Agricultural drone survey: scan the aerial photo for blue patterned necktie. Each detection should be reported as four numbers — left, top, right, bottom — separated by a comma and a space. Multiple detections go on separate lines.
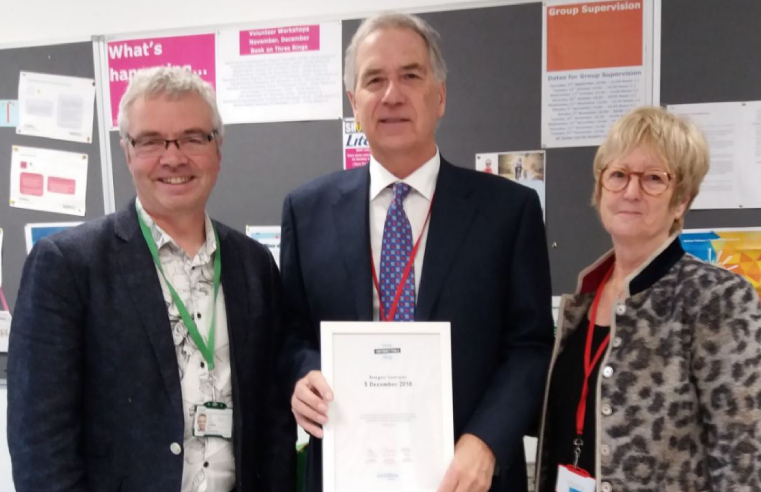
378, 182, 416, 321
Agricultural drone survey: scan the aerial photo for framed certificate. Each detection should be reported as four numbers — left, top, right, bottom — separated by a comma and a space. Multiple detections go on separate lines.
321, 322, 454, 491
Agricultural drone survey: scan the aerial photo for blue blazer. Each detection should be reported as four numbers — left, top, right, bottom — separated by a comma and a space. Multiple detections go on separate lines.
8, 201, 295, 492
279, 159, 554, 491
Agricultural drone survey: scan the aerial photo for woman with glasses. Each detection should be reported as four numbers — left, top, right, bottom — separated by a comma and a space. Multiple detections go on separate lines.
535, 106, 761, 492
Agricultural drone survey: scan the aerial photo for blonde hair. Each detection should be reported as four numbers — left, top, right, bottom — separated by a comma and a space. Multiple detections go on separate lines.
592, 106, 709, 234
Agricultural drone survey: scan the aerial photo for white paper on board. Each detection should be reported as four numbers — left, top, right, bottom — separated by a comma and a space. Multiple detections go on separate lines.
9, 146, 88, 217
245, 226, 281, 268
0, 311, 10, 352
17, 72, 96, 143
216, 22, 343, 124
669, 101, 761, 210
541, 0, 652, 148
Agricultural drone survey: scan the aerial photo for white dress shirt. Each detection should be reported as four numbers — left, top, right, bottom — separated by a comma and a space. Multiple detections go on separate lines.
369, 151, 440, 321
136, 199, 235, 492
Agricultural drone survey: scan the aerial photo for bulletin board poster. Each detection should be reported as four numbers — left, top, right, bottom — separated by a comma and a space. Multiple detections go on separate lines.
542, 0, 651, 148
105, 33, 216, 128
475, 151, 546, 217
680, 228, 761, 298
343, 118, 370, 170
216, 21, 343, 124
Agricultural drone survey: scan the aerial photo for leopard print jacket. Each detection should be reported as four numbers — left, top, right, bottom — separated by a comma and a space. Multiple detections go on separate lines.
536, 237, 761, 492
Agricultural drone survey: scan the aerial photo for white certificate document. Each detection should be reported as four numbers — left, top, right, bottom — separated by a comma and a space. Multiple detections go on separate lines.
321, 322, 454, 492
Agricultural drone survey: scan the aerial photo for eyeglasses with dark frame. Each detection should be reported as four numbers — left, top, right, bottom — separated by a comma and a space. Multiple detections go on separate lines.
600, 166, 673, 196
127, 131, 219, 158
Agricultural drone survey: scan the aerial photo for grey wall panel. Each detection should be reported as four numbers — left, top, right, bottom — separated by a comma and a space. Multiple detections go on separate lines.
0, 42, 104, 313
104, 0, 761, 299
111, 120, 343, 229
661, 0, 761, 251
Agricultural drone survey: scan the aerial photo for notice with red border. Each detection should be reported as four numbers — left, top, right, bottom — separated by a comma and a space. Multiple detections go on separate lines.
542, 0, 651, 147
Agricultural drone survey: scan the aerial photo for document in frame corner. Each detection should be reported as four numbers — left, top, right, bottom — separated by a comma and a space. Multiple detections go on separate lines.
321, 321, 454, 492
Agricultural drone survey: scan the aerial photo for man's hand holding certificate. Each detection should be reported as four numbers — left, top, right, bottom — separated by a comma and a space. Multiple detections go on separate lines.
306, 322, 454, 492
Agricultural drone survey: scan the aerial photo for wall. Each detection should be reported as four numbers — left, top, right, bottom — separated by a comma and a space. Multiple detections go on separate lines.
0, 0, 530, 47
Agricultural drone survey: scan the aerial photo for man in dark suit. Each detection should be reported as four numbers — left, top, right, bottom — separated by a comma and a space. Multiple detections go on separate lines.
7, 67, 295, 492
280, 12, 553, 492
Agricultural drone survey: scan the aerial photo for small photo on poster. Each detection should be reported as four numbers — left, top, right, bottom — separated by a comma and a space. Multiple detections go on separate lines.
476, 151, 546, 217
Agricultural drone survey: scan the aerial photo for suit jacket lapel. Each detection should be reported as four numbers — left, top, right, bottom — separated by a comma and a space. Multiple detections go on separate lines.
215, 224, 247, 463
216, 225, 249, 373
416, 159, 478, 320
332, 168, 373, 321
114, 201, 183, 414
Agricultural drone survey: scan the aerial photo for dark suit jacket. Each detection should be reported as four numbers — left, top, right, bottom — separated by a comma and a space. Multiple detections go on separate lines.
279, 158, 554, 491
7, 200, 295, 492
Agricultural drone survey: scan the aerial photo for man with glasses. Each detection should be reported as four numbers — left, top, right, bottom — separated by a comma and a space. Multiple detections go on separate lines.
8, 67, 295, 492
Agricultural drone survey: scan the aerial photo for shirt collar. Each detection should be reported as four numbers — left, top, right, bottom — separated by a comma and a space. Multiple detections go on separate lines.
135, 197, 217, 263
369, 149, 440, 201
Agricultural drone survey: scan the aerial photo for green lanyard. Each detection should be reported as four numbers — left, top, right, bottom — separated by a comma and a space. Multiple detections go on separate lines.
137, 207, 221, 371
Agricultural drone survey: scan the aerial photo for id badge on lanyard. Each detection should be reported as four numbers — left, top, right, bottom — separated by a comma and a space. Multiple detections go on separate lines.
193, 401, 233, 439
555, 464, 596, 492
556, 266, 613, 492
137, 205, 233, 439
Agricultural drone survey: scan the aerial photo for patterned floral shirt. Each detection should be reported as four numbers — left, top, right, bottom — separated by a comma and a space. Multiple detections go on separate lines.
136, 199, 234, 492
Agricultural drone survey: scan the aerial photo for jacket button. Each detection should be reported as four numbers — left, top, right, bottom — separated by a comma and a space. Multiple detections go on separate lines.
603, 366, 614, 378
615, 304, 626, 315
601, 404, 612, 416
612, 336, 622, 348
600, 444, 610, 456
170, 442, 182, 455
602, 481, 613, 492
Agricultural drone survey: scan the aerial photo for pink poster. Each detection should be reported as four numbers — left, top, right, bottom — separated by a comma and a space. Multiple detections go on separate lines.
345, 148, 370, 170
239, 25, 320, 56
342, 118, 370, 170
48, 177, 77, 195
107, 33, 216, 127
20, 173, 44, 196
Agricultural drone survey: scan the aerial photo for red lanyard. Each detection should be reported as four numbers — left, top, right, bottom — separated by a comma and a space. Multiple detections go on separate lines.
575, 266, 613, 437
371, 195, 434, 322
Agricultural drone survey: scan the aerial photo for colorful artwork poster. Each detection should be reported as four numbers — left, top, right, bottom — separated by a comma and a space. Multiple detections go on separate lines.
106, 33, 216, 128
343, 118, 370, 170
680, 228, 761, 297
542, 0, 649, 147
475, 151, 546, 218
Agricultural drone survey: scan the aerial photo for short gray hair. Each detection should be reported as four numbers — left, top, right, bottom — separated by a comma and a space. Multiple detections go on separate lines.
117, 66, 224, 138
344, 12, 447, 91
